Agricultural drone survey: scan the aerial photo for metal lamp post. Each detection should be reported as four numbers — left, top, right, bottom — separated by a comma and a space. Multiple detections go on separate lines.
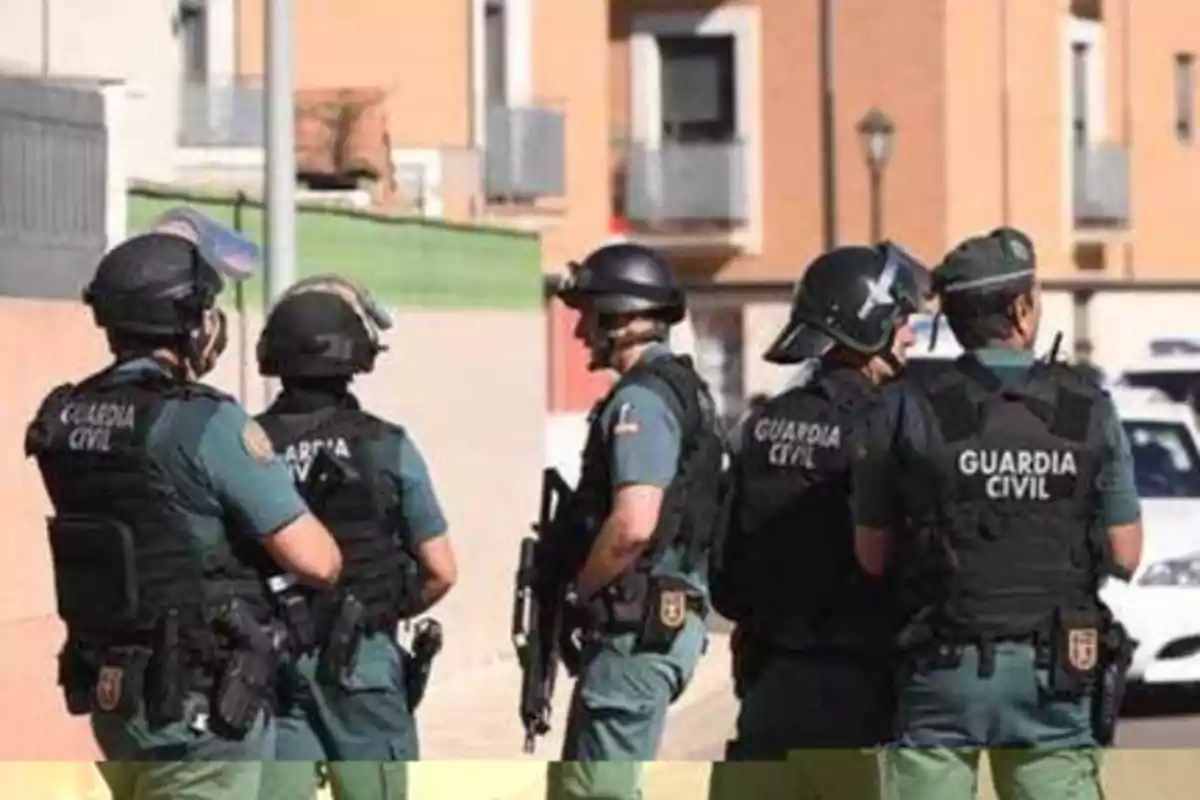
856, 108, 895, 244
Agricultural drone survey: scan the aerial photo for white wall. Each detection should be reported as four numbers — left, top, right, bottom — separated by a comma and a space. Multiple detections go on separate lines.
0, 0, 181, 183
1088, 291, 1200, 372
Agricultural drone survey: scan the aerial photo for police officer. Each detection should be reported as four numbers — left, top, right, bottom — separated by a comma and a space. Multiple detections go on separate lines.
24, 220, 343, 800
546, 243, 725, 800
708, 244, 926, 800
852, 228, 1144, 799
254, 276, 458, 800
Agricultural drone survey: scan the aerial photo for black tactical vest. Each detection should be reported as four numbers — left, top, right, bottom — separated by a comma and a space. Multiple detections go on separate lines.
25, 365, 275, 678
905, 356, 1106, 639
571, 354, 725, 596
257, 393, 415, 633
717, 368, 895, 655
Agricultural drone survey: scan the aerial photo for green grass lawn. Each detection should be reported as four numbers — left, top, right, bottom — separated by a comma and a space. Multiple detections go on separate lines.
127, 192, 542, 311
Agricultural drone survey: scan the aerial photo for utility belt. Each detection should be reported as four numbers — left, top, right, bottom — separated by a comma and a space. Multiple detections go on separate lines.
899, 605, 1133, 704
269, 576, 374, 688
59, 598, 283, 739
579, 573, 705, 653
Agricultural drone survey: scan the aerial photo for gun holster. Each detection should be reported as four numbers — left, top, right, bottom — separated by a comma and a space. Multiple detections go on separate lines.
404, 619, 443, 712
317, 592, 365, 687
214, 650, 272, 737
1092, 620, 1135, 746
213, 602, 279, 738
279, 590, 317, 654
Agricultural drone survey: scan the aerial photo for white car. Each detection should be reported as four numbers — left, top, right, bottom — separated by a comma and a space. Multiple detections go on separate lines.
1114, 336, 1200, 413
1099, 389, 1200, 687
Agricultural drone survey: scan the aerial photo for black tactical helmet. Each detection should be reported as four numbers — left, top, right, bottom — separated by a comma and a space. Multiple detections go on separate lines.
764, 242, 929, 364
557, 243, 686, 324
257, 275, 391, 378
82, 233, 222, 336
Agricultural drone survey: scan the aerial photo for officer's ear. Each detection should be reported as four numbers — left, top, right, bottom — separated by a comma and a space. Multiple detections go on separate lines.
1009, 285, 1039, 340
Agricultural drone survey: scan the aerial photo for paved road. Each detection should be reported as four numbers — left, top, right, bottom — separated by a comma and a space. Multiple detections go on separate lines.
1113, 684, 1200, 747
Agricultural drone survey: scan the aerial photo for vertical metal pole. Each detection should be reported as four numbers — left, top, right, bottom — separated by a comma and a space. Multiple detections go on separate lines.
40, 0, 51, 76
818, 0, 838, 250
233, 191, 248, 404
868, 166, 883, 244
1121, 0, 1135, 279
264, 0, 296, 405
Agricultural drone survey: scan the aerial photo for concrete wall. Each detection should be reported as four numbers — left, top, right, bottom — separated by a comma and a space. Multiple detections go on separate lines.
0, 299, 543, 758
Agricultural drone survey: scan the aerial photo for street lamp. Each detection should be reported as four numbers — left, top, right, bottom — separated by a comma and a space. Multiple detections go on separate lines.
857, 108, 895, 244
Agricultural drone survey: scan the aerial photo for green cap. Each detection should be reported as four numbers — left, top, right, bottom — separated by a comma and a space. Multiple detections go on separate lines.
933, 227, 1036, 295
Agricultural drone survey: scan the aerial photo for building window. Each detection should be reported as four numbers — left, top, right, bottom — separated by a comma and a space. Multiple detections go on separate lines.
1070, 41, 1090, 150
484, 0, 507, 107
657, 34, 737, 144
1176, 53, 1195, 143
178, 0, 207, 84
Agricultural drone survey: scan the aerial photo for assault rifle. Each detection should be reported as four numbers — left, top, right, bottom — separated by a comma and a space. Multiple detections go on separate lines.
512, 467, 574, 754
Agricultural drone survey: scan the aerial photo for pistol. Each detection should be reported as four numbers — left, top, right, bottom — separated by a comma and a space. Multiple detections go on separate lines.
317, 593, 365, 686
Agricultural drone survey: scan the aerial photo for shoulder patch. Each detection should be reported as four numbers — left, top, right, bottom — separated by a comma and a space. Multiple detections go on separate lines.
612, 401, 641, 435
241, 419, 276, 462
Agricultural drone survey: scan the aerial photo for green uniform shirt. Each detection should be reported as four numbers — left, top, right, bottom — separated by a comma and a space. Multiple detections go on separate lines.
853, 348, 1141, 530
125, 358, 308, 544
594, 343, 707, 592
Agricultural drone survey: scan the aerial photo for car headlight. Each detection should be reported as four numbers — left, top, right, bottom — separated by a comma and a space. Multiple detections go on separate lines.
1139, 556, 1200, 587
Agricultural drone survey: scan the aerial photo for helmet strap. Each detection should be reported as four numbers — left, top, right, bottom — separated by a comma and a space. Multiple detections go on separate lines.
183, 309, 227, 379
586, 314, 667, 370
877, 326, 905, 375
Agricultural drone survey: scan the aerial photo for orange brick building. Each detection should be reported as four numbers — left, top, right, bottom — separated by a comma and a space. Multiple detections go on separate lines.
224, 0, 1200, 421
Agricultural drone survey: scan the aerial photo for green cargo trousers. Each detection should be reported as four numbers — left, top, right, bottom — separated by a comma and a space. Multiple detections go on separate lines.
708, 750, 884, 800
93, 708, 274, 800
259, 636, 414, 800
709, 650, 891, 799
546, 612, 708, 800
886, 642, 1104, 800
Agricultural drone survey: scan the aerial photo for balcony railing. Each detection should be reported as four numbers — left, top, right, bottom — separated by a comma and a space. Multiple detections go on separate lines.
622, 140, 747, 225
1073, 143, 1129, 228
179, 80, 265, 148
484, 104, 565, 198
